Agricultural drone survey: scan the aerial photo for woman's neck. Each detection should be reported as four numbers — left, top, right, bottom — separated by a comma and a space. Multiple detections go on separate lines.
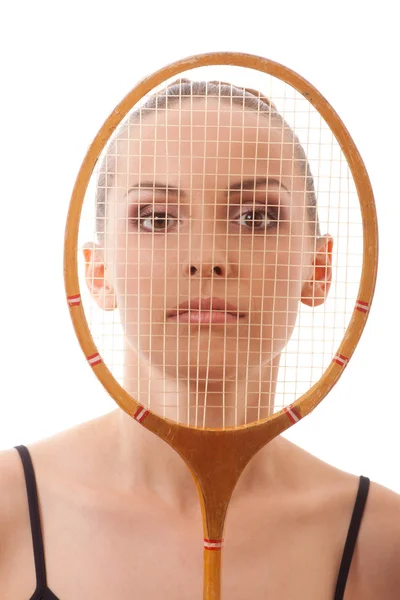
123, 347, 281, 428
98, 408, 290, 512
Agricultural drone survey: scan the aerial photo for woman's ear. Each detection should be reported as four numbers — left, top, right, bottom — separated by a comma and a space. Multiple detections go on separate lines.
82, 243, 117, 310
301, 235, 333, 307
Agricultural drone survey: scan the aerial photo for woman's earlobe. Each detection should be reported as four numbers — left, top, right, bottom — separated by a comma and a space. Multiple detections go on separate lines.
82, 245, 117, 310
301, 235, 333, 307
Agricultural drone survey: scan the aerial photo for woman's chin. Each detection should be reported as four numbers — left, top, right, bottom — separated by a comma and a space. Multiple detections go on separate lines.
180, 362, 243, 384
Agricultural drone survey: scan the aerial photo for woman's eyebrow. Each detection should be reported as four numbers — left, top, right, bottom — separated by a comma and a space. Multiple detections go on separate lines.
126, 181, 186, 198
229, 177, 289, 192
126, 177, 288, 198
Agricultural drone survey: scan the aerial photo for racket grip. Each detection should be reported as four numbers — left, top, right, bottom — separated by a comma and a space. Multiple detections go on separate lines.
203, 546, 222, 600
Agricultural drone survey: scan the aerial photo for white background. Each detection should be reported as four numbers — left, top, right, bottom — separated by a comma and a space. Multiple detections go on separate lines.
1, 0, 399, 491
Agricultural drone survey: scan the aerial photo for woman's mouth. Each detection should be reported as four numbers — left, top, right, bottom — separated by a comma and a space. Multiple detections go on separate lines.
169, 310, 243, 324
168, 297, 246, 324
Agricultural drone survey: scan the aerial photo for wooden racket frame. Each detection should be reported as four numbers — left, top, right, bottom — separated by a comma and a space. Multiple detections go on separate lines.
64, 52, 378, 599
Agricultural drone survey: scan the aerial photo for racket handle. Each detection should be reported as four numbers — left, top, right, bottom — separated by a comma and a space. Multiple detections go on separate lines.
203, 547, 222, 600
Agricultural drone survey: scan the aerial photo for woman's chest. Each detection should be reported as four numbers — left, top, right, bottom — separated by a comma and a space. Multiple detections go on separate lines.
12, 493, 350, 599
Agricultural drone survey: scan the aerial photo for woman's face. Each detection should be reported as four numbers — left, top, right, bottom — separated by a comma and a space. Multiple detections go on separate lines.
100, 98, 327, 384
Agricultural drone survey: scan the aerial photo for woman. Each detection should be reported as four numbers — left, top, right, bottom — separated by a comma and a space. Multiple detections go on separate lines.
1, 80, 399, 599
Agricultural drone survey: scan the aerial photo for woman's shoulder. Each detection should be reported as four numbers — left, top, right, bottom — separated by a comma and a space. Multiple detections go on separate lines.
0, 411, 113, 515
352, 477, 400, 597
283, 438, 400, 532
0, 445, 41, 592
0, 446, 26, 533
0, 413, 118, 596
0, 411, 116, 493
283, 439, 400, 598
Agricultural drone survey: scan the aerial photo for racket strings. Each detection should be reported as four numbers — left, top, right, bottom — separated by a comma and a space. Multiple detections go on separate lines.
80, 65, 362, 429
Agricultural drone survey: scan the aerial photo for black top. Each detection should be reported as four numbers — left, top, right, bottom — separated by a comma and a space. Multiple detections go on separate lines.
14, 444, 370, 599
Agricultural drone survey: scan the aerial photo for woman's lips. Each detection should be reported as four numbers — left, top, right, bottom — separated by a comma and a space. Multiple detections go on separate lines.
168, 297, 246, 323
169, 310, 244, 324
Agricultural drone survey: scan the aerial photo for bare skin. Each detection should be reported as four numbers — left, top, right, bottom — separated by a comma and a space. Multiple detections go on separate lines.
1, 408, 400, 599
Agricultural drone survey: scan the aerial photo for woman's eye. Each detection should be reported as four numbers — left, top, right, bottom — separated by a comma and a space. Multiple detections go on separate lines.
135, 206, 278, 232
238, 208, 276, 230
139, 211, 177, 232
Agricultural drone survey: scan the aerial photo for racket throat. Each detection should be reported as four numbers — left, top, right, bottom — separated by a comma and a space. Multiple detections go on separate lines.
170, 429, 275, 600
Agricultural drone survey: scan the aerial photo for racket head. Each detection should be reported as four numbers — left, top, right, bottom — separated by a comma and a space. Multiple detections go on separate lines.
64, 52, 378, 438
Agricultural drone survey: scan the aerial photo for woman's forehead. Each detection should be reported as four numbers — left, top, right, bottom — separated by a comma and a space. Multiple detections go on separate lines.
113, 97, 295, 178
119, 97, 285, 146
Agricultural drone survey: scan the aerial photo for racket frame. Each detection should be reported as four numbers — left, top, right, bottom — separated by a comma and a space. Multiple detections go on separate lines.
64, 52, 378, 599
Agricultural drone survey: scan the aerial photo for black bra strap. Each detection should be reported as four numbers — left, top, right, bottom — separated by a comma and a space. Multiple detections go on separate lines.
334, 475, 370, 599
14, 445, 47, 590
